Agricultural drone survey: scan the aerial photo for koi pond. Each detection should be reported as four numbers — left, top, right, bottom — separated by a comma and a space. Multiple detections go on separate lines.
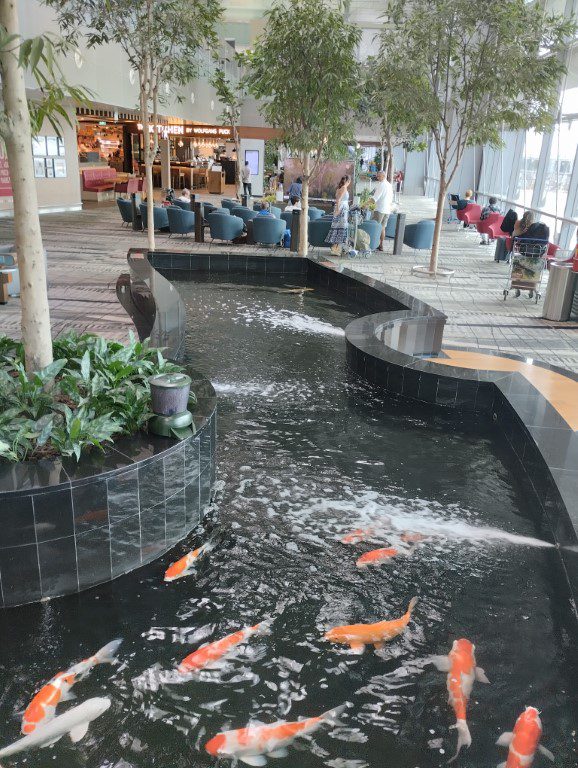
0, 274, 576, 767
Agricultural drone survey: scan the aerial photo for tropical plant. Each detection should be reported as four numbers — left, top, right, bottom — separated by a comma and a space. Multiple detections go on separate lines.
46, 0, 222, 251
0, 10, 91, 373
244, 0, 361, 256
0, 332, 194, 462
380, 0, 574, 275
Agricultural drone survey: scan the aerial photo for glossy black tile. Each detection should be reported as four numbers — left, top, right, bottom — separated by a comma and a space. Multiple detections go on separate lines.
165, 489, 187, 545
0, 495, 36, 548
107, 468, 139, 523
140, 502, 167, 561
76, 526, 112, 590
33, 487, 75, 542
200, 468, 211, 512
138, 458, 166, 512
163, 444, 186, 499
0, 543, 41, 606
110, 513, 142, 579
38, 535, 78, 597
185, 478, 201, 528
72, 478, 109, 533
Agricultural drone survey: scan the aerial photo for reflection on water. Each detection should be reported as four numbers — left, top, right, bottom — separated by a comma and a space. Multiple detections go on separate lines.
0, 275, 575, 768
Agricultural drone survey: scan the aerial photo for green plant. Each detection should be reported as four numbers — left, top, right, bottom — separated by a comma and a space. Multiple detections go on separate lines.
358, 188, 376, 211
0, 331, 194, 463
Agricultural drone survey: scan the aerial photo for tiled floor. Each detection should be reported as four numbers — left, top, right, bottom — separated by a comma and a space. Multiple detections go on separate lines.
1, 192, 578, 372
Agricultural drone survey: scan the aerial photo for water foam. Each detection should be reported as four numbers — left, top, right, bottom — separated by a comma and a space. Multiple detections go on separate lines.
238, 308, 345, 337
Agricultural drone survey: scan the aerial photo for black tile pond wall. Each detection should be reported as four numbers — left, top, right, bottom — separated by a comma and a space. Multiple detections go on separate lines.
123, 247, 578, 620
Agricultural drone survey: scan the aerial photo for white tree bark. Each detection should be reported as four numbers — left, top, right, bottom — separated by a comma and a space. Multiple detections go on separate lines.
298, 151, 310, 257
0, 0, 53, 372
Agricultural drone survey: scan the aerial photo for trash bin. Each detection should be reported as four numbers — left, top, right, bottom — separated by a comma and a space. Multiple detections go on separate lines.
543, 263, 576, 321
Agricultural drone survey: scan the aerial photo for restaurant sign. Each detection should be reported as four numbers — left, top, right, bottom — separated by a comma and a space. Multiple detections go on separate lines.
137, 123, 232, 138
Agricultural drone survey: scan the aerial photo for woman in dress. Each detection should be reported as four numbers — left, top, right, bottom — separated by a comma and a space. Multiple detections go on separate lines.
325, 175, 351, 254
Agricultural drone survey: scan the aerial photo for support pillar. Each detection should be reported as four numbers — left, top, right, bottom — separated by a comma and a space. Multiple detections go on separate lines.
393, 213, 406, 255
160, 138, 171, 191
194, 201, 204, 243
290, 210, 300, 253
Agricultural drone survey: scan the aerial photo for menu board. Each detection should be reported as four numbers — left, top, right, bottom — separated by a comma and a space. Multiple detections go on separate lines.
32, 135, 66, 179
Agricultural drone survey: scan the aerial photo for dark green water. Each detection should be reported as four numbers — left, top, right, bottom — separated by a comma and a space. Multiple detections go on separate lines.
0, 275, 575, 768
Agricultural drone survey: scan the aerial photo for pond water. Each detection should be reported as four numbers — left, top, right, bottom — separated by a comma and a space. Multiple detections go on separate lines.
0, 274, 575, 768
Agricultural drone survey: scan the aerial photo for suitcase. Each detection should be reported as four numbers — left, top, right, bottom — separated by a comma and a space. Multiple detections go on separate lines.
494, 237, 509, 262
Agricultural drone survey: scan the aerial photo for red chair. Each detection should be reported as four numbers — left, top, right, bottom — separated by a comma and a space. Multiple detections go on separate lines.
476, 212, 503, 240
461, 203, 482, 227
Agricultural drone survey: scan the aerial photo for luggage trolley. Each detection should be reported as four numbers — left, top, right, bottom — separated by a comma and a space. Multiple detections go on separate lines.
503, 237, 548, 304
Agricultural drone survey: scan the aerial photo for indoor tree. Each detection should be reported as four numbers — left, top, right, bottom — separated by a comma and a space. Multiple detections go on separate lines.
380, 0, 574, 275
0, 2, 89, 372
211, 64, 246, 201
244, 0, 360, 256
47, 0, 222, 251
358, 56, 431, 182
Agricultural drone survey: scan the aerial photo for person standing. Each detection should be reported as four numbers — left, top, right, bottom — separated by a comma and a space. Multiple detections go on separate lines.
241, 161, 252, 197
394, 170, 404, 203
371, 171, 393, 251
286, 176, 302, 199
325, 175, 351, 255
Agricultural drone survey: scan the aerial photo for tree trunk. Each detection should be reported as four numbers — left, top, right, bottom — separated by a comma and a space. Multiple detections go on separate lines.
380, 142, 385, 171
386, 136, 394, 183
429, 175, 447, 274
0, 0, 53, 372
233, 125, 241, 200
140, 88, 156, 251
298, 152, 310, 257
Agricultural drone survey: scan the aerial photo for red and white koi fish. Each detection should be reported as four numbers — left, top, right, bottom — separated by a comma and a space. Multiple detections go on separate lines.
164, 542, 211, 582
325, 597, 417, 653
429, 638, 490, 763
205, 704, 346, 766
356, 547, 399, 568
496, 707, 554, 768
21, 639, 123, 735
178, 621, 271, 674
341, 528, 374, 544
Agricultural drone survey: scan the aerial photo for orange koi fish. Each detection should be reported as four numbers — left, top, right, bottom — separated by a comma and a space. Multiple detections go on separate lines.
496, 707, 554, 768
164, 542, 211, 582
205, 704, 346, 765
341, 528, 374, 544
21, 639, 122, 735
356, 547, 398, 568
178, 621, 271, 674
429, 638, 490, 763
325, 597, 418, 653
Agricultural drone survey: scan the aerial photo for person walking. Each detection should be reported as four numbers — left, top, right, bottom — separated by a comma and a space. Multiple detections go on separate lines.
371, 171, 393, 251
325, 175, 351, 255
241, 161, 252, 197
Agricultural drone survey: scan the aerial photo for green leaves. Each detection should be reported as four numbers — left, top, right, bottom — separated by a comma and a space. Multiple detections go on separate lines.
0, 331, 192, 463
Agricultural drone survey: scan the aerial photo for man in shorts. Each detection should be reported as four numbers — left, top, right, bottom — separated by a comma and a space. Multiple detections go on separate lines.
371, 171, 393, 251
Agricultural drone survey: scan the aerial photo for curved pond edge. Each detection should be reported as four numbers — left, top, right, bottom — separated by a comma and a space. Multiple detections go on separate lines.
0, 263, 216, 607
121, 246, 578, 621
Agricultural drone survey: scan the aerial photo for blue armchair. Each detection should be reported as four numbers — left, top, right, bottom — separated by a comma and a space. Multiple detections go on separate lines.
231, 206, 257, 226
117, 198, 133, 227
403, 220, 435, 252
308, 219, 332, 253
139, 203, 169, 232
270, 206, 282, 219
308, 207, 323, 221
211, 207, 230, 215
172, 199, 193, 211
253, 216, 286, 246
221, 198, 237, 211
385, 213, 398, 239
281, 211, 293, 229
359, 220, 382, 250
208, 212, 244, 243
167, 206, 195, 237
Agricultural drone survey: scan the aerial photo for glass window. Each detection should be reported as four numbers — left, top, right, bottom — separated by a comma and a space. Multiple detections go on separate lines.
512, 129, 543, 207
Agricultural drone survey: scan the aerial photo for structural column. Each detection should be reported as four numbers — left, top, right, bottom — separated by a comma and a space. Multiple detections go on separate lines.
160, 138, 171, 191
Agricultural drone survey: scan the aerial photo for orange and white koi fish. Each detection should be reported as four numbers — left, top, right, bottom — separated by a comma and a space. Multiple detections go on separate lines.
205, 704, 346, 766
341, 528, 374, 544
429, 638, 490, 763
356, 547, 399, 568
325, 597, 418, 653
496, 707, 554, 768
21, 639, 123, 735
178, 621, 271, 674
164, 542, 211, 582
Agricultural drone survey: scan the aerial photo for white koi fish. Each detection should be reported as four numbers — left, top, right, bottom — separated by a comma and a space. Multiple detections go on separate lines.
1, 698, 111, 757
205, 704, 346, 765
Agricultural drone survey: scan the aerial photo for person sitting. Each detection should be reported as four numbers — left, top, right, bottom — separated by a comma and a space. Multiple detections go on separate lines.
479, 196, 501, 244
513, 211, 534, 240
256, 201, 274, 218
285, 195, 301, 212
177, 188, 191, 203
286, 177, 302, 199
456, 189, 474, 211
